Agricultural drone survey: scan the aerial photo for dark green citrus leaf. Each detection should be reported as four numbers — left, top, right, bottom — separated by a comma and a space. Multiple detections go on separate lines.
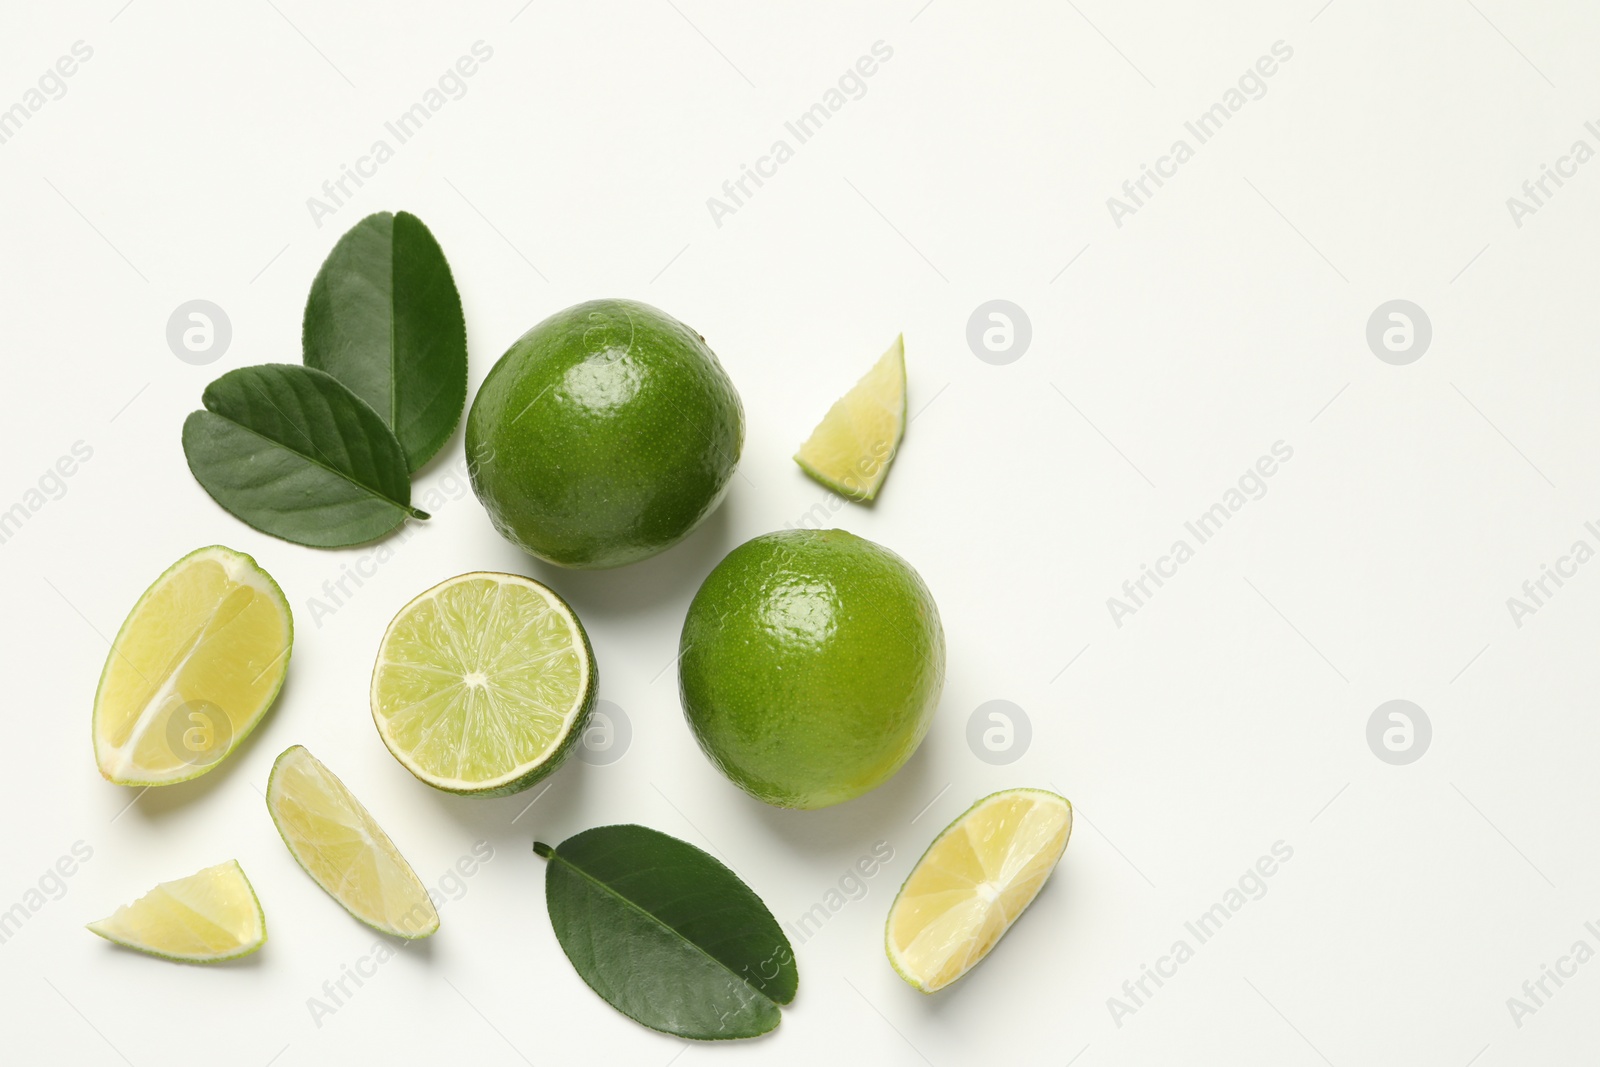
182, 363, 426, 548
303, 211, 468, 472
535, 824, 797, 1040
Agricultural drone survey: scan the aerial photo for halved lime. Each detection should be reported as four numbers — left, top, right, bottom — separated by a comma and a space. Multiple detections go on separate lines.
371, 572, 597, 796
87, 860, 266, 963
886, 788, 1072, 992
266, 745, 438, 938
93, 545, 292, 786
794, 334, 906, 502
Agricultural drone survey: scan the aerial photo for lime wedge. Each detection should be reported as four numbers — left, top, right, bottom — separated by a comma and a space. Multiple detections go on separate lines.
886, 788, 1072, 992
266, 745, 438, 938
370, 572, 596, 796
93, 545, 292, 786
87, 860, 265, 963
794, 334, 906, 501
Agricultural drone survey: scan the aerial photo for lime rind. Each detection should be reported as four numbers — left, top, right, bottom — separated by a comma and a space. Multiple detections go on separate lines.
465, 299, 746, 569
86, 859, 267, 964
92, 545, 293, 787
885, 787, 1072, 993
266, 745, 439, 939
370, 572, 597, 797
794, 334, 907, 502
678, 529, 944, 809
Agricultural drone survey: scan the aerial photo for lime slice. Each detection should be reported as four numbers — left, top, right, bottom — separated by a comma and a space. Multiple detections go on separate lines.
886, 788, 1072, 992
370, 572, 597, 796
794, 334, 906, 502
87, 860, 265, 963
266, 745, 438, 938
93, 545, 292, 786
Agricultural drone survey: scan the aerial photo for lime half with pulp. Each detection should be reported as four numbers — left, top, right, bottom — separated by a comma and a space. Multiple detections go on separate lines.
371, 572, 596, 796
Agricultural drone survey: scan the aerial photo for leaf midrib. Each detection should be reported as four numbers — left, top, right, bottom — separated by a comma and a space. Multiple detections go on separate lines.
386, 219, 400, 436
208, 408, 422, 519
550, 851, 781, 1011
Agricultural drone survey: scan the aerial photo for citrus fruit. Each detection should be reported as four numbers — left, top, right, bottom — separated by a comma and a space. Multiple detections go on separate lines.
266, 745, 438, 938
371, 572, 597, 796
794, 333, 906, 501
886, 788, 1072, 992
678, 529, 944, 809
87, 860, 266, 963
466, 298, 745, 569
93, 545, 292, 786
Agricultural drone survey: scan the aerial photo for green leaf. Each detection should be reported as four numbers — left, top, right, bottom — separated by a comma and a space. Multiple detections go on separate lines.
535, 825, 797, 1041
182, 364, 427, 548
303, 210, 468, 472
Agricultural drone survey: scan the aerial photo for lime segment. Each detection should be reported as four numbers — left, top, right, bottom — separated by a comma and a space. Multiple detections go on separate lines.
266, 745, 438, 939
794, 334, 906, 501
886, 788, 1072, 992
87, 860, 266, 963
371, 572, 596, 795
93, 545, 292, 786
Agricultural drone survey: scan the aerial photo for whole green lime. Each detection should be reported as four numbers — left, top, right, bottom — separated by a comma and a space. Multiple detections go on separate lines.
678, 529, 945, 809
466, 299, 744, 569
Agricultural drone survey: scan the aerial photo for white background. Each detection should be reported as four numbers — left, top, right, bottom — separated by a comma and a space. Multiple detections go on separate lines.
2, 1, 1598, 1063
